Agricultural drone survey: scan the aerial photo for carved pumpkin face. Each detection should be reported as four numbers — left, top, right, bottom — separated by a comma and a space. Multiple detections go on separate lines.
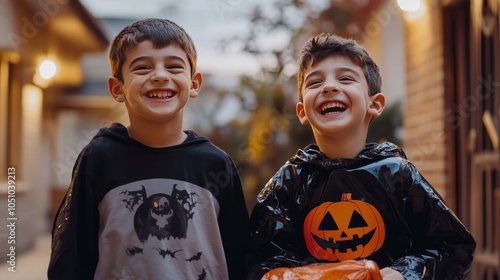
303, 193, 385, 261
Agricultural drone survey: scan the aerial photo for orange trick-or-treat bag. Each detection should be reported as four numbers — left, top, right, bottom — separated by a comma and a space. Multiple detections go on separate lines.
261, 259, 382, 280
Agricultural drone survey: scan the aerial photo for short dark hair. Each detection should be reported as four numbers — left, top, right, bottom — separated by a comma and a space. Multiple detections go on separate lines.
109, 18, 197, 82
297, 33, 381, 102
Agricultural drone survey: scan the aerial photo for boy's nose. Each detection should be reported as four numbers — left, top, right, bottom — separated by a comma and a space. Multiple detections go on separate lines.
151, 68, 170, 83
322, 84, 339, 94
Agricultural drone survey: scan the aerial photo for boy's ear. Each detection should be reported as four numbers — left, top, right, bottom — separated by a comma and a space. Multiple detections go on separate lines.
189, 71, 203, 98
368, 93, 385, 118
296, 102, 309, 125
108, 76, 125, 103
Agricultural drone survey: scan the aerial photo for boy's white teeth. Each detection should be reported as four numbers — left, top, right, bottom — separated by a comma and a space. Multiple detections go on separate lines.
147, 92, 173, 98
321, 102, 346, 114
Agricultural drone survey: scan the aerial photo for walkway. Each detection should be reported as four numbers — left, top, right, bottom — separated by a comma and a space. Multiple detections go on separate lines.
0, 233, 51, 280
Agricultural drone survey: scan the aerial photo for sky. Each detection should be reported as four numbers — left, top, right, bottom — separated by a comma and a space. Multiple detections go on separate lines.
80, 0, 267, 76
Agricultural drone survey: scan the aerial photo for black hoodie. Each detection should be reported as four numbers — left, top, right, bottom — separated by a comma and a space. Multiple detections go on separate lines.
48, 123, 249, 280
247, 142, 475, 280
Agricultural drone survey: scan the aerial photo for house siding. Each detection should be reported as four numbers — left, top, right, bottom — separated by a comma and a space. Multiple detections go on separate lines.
403, 0, 449, 198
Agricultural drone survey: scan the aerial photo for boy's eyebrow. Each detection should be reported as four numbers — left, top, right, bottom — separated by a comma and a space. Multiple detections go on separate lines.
127, 55, 187, 68
337, 67, 362, 78
127, 56, 149, 68
304, 70, 321, 82
304, 66, 362, 81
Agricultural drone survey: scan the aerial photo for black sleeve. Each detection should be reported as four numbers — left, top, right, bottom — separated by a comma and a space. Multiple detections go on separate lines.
391, 162, 476, 279
217, 159, 250, 280
47, 149, 99, 280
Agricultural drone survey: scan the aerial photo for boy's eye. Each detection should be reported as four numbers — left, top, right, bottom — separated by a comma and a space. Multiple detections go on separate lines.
305, 80, 322, 88
133, 65, 151, 71
340, 76, 355, 82
167, 64, 185, 70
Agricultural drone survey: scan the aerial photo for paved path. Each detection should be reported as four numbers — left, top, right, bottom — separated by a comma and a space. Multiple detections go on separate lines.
0, 234, 51, 280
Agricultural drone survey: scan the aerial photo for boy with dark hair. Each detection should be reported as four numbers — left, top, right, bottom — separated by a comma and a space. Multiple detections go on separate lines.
246, 33, 475, 280
48, 18, 249, 280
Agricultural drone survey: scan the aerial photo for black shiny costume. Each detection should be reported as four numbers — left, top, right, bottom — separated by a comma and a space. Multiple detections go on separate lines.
247, 142, 475, 280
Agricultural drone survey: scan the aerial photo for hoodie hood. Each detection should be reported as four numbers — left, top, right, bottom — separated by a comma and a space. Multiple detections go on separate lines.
289, 142, 406, 170
93, 123, 209, 150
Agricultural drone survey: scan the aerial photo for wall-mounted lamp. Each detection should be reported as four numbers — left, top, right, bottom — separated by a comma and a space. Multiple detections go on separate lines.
34, 59, 57, 88
39, 59, 57, 80
397, 0, 422, 12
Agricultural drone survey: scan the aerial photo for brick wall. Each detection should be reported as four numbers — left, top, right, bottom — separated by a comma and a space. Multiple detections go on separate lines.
403, 0, 448, 197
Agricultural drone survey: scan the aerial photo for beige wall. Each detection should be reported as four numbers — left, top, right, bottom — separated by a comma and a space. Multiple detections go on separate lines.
402, 0, 448, 197
362, 0, 407, 106
0, 1, 17, 50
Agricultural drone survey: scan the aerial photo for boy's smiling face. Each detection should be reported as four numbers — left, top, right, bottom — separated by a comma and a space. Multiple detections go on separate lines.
296, 55, 383, 140
108, 40, 202, 125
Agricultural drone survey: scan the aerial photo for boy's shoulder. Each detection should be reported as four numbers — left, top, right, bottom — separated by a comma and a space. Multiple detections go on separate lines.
363, 142, 405, 158
82, 123, 129, 150
185, 130, 235, 161
287, 141, 407, 166
359, 142, 413, 168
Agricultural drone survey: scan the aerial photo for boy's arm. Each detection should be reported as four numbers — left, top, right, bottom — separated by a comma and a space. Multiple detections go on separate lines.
390, 162, 476, 279
246, 165, 303, 280
217, 160, 250, 280
47, 151, 99, 280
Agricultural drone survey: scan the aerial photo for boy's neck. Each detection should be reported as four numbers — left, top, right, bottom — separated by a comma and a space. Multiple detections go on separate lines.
314, 133, 367, 159
126, 121, 187, 148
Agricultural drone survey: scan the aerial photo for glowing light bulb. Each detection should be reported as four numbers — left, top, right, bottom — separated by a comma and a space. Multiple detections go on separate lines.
397, 0, 421, 12
39, 59, 57, 80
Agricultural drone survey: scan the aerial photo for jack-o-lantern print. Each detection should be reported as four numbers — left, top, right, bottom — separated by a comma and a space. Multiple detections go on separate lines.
303, 193, 385, 261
